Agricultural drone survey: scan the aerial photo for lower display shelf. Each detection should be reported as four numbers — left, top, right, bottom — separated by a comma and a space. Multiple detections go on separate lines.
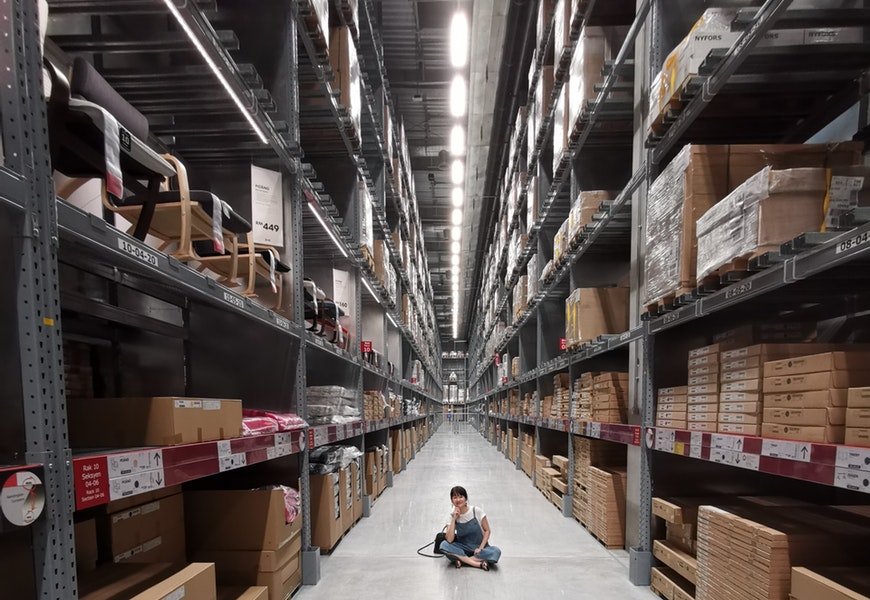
363, 415, 428, 433
489, 413, 642, 446
649, 427, 870, 495
308, 421, 364, 448
72, 430, 307, 510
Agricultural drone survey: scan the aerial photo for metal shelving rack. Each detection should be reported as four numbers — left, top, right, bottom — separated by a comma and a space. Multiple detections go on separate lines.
1, 0, 442, 596
469, 0, 870, 590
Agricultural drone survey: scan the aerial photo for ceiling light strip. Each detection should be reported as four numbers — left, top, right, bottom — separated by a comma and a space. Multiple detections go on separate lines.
307, 202, 349, 259
162, 0, 269, 144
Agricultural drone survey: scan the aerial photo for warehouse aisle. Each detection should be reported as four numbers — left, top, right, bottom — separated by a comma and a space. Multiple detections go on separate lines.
295, 425, 656, 600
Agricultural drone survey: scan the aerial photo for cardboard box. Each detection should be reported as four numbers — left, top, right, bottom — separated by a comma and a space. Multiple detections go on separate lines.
185, 489, 298, 552
653, 540, 697, 584
720, 355, 764, 372
568, 287, 629, 344
79, 563, 176, 600
351, 460, 362, 523
69, 397, 243, 447
130, 563, 216, 600
656, 419, 687, 429
845, 428, 870, 447
846, 408, 870, 428
659, 386, 689, 396
652, 498, 698, 525
686, 403, 717, 413
340, 467, 354, 533
688, 363, 717, 376
104, 485, 183, 515
76, 518, 99, 572
764, 407, 846, 427
764, 371, 870, 393
310, 473, 342, 552
765, 389, 848, 408
719, 412, 760, 424
726, 142, 863, 192
689, 343, 722, 359
761, 422, 845, 443
191, 519, 301, 578
687, 421, 716, 432
657, 402, 688, 413
719, 401, 761, 414
791, 566, 870, 600
766, 352, 870, 376
651, 567, 675, 599
329, 26, 361, 136
687, 393, 717, 404
848, 387, 870, 408
103, 492, 185, 565
718, 422, 762, 435
688, 373, 718, 386
552, 455, 569, 471
687, 412, 717, 423
216, 587, 268, 600
687, 383, 718, 395
720, 368, 760, 383
254, 556, 301, 600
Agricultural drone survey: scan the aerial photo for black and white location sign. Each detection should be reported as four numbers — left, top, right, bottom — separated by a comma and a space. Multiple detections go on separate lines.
251, 165, 283, 247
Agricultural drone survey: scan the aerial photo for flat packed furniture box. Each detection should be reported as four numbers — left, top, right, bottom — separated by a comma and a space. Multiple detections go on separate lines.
130, 563, 216, 600
69, 397, 243, 447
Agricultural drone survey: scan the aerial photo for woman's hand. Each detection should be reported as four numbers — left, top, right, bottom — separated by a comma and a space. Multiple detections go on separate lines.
473, 547, 483, 555
452, 507, 461, 521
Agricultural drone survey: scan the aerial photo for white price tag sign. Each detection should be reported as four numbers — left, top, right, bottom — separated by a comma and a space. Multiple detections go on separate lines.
588, 422, 601, 438
834, 467, 870, 493
836, 447, 870, 472
219, 453, 247, 472
762, 439, 796, 460
711, 434, 744, 451
109, 470, 165, 501
689, 443, 703, 459
217, 440, 232, 458
251, 165, 284, 246
655, 429, 676, 453
107, 450, 163, 478
266, 446, 277, 460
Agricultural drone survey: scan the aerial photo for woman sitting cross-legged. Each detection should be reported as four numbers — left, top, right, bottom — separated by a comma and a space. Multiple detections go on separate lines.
440, 485, 502, 571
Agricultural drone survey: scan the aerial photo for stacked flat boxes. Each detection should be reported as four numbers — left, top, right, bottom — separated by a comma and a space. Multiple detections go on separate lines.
534, 455, 552, 495
548, 455, 569, 508
762, 352, 870, 443
542, 395, 553, 418
847, 387, 870, 447
572, 437, 626, 527
686, 344, 719, 433
523, 391, 535, 417
573, 372, 596, 420
587, 467, 627, 548
553, 373, 570, 417
363, 391, 384, 421
696, 505, 870, 600
520, 433, 535, 477
656, 386, 689, 429
509, 390, 520, 416
592, 372, 629, 423
652, 498, 699, 600
717, 344, 829, 435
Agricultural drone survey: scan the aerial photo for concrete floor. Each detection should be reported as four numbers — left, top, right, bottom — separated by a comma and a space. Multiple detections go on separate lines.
294, 423, 657, 600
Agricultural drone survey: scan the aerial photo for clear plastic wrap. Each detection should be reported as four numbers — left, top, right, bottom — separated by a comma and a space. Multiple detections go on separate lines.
643, 145, 692, 305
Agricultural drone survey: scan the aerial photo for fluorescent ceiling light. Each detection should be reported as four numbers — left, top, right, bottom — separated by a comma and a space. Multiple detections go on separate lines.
450, 125, 465, 156
162, 0, 268, 144
451, 254, 459, 267
308, 202, 349, 258
451, 241, 460, 254
387, 313, 398, 328
451, 227, 461, 241
450, 75, 467, 117
451, 208, 462, 226
450, 12, 469, 68
363, 277, 378, 301
452, 271, 459, 283
451, 160, 464, 185
452, 187, 463, 208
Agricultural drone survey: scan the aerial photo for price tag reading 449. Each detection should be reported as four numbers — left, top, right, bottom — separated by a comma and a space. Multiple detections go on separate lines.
251, 165, 284, 247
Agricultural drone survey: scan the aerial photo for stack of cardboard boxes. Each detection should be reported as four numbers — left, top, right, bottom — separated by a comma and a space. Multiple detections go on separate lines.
565, 287, 629, 349
362, 390, 385, 421
534, 455, 552, 496
592, 372, 629, 424
552, 373, 570, 417
549, 455, 570, 509
186, 488, 303, 600
686, 344, 719, 433
847, 387, 870, 447
520, 432, 535, 478
587, 466, 627, 549
656, 386, 688, 430
572, 437, 626, 528
573, 372, 595, 420
762, 351, 870, 443
651, 497, 698, 600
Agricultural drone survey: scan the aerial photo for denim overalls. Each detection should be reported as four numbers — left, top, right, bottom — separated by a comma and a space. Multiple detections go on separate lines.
440, 507, 502, 564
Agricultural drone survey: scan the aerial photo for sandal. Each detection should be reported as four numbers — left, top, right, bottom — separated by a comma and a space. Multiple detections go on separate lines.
454, 560, 462, 569
480, 561, 489, 571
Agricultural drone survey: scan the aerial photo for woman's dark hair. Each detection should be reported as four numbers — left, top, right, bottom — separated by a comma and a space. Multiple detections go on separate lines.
450, 485, 468, 499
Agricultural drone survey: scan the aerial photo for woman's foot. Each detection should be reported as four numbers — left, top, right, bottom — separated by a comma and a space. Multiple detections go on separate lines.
454, 560, 462, 568
479, 560, 489, 571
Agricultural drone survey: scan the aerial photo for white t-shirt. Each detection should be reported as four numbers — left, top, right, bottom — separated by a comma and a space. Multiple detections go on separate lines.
449, 505, 485, 525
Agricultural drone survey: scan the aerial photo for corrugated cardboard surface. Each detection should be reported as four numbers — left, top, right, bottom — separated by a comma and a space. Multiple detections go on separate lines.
103, 492, 185, 565
130, 563, 216, 600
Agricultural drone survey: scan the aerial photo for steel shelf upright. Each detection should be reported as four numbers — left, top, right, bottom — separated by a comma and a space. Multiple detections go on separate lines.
0, 0, 76, 597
